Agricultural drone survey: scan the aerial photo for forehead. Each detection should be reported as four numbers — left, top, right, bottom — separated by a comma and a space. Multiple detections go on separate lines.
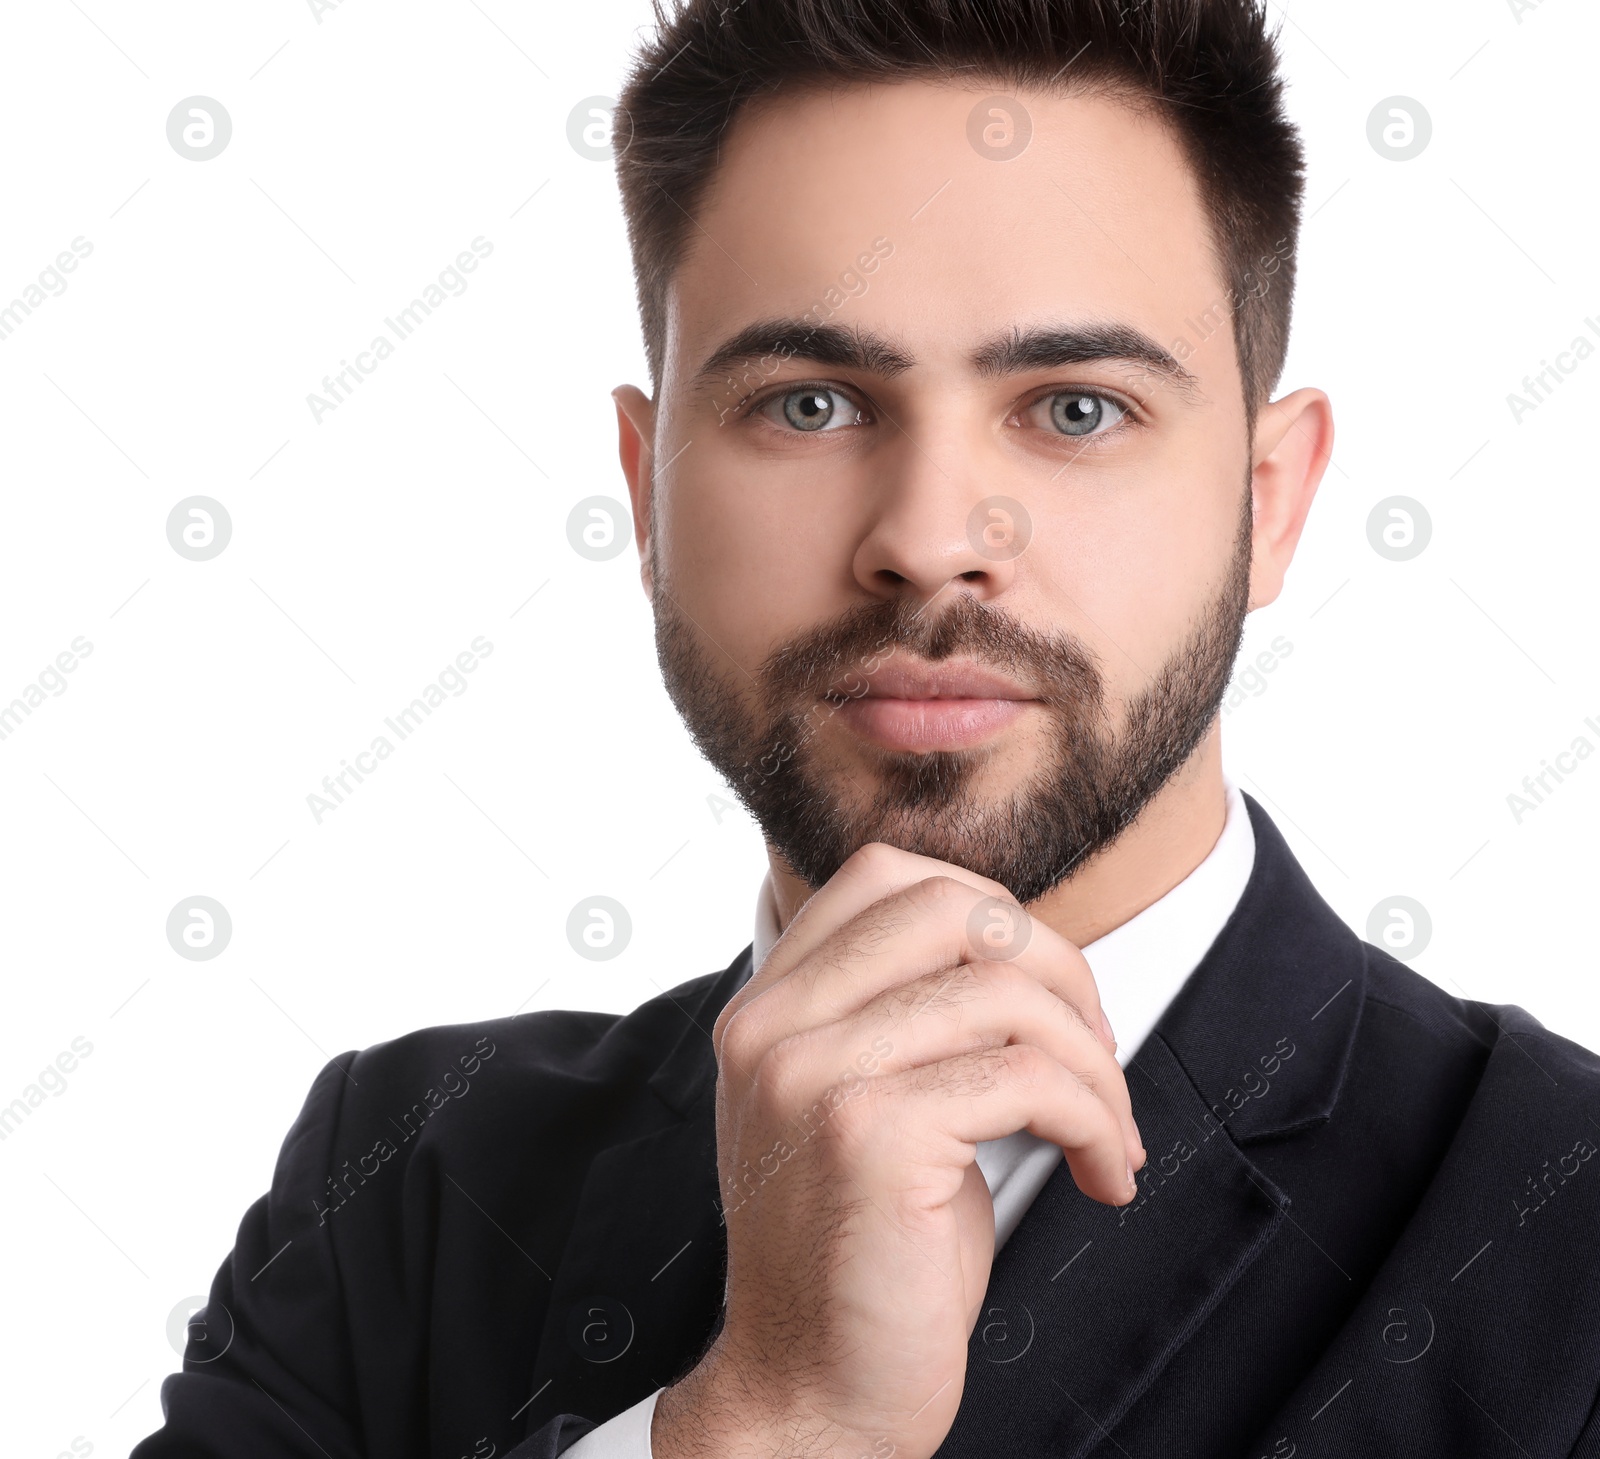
664, 78, 1231, 388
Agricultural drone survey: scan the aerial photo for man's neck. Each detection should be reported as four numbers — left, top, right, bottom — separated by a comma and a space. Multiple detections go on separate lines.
763, 732, 1230, 952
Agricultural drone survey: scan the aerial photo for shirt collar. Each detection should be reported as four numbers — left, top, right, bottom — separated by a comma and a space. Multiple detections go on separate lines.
748, 776, 1255, 1064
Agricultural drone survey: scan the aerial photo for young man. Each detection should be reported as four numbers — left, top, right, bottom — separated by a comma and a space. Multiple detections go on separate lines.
133, 2, 1600, 1457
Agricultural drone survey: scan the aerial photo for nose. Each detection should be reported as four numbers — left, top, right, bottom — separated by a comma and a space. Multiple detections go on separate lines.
850, 435, 1026, 611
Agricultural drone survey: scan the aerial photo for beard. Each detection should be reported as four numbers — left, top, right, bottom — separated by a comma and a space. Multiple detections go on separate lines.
652, 484, 1253, 905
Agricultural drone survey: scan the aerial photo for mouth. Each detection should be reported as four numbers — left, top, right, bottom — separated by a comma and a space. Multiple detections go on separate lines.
821, 658, 1040, 753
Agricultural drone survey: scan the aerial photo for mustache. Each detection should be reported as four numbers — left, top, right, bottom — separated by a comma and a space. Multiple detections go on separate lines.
755, 591, 1106, 713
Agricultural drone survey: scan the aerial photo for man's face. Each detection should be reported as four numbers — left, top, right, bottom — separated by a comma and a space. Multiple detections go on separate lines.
637, 79, 1263, 902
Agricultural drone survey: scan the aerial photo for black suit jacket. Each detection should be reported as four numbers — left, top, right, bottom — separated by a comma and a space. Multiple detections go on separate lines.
132, 793, 1600, 1458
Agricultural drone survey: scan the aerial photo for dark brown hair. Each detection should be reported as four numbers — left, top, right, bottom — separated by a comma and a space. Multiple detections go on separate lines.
614, 0, 1306, 434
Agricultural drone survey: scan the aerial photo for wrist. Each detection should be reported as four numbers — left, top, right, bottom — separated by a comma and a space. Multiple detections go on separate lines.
651, 1342, 864, 1459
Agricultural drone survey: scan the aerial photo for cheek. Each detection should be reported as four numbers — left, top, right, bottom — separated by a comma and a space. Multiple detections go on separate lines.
656, 453, 838, 665
1032, 459, 1240, 687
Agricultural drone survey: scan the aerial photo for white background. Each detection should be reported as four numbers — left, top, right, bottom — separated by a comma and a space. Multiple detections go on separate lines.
1, 0, 1596, 1452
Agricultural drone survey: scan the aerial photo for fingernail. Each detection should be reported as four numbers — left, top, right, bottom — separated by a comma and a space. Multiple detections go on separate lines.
1125, 1161, 1137, 1198
1100, 1009, 1116, 1047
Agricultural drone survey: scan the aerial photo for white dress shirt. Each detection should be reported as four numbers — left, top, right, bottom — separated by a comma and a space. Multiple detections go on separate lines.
567, 776, 1257, 1457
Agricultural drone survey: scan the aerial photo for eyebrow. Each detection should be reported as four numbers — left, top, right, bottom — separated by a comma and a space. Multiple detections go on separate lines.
971, 322, 1204, 402
695, 320, 915, 386
692, 317, 1205, 404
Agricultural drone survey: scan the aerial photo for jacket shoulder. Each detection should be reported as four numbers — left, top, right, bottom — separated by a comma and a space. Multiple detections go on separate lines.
1360, 937, 1600, 1090
344, 964, 730, 1110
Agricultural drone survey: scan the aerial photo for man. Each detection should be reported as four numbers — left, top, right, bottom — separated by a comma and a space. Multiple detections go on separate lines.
132, 1, 1600, 1456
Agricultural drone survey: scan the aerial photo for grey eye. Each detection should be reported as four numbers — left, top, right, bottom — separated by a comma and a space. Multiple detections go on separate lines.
1049, 392, 1124, 437
783, 388, 838, 431
763, 387, 864, 432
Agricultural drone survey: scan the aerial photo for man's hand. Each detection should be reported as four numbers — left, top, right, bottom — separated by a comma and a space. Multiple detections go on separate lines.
652, 842, 1148, 1459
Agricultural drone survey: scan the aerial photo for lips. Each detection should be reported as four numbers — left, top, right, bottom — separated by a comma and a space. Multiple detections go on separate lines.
819, 658, 1040, 752
824, 658, 1037, 702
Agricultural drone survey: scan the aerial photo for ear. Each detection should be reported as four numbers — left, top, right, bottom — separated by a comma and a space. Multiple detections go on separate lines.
611, 384, 657, 599
1247, 387, 1335, 611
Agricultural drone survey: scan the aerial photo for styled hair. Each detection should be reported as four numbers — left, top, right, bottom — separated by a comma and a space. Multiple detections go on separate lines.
614, 0, 1306, 434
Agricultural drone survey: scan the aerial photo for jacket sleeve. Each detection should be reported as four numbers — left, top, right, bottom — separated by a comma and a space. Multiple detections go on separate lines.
130, 1054, 367, 1458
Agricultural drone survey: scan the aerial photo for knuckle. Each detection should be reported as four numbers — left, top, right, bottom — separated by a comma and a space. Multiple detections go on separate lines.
754, 1037, 808, 1108
927, 873, 974, 909
1001, 1042, 1050, 1087
969, 958, 1028, 1003
908, 874, 979, 925
842, 840, 905, 882
717, 1002, 763, 1072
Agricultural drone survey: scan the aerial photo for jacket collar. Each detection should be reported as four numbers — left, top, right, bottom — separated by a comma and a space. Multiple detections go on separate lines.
528, 792, 1368, 1448
937, 791, 1369, 1456
1147, 788, 1366, 1144
646, 941, 754, 1118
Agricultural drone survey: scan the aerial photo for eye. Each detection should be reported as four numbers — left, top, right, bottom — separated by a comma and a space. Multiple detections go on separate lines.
757, 385, 866, 433
1022, 390, 1130, 439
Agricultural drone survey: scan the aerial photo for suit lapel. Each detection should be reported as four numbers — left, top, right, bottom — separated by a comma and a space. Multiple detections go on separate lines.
938, 792, 1369, 1456
936, 1031, 1292, 1456
519, 792, 1370, 1452
517, 948, 748, 1440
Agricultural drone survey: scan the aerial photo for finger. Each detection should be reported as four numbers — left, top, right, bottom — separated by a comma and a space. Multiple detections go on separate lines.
751, 841, 1016, 990
846, 1044, 1138, 1209
764, 959, 1144, 1167
716, 838, 1017, 1063
719, 874, 1115, 1071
